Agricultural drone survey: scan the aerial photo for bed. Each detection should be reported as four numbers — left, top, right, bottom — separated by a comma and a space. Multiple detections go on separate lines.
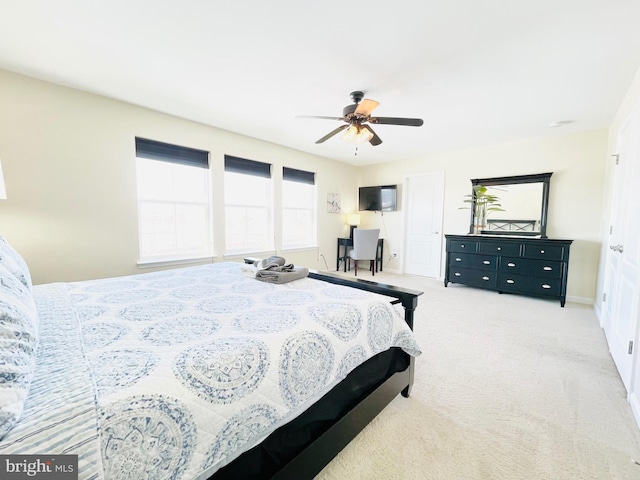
0, 237, 422, 479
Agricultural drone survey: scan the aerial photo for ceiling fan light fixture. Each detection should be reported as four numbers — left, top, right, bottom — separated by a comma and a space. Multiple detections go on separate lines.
342, 124, 358, 142
356, 127, 374, 145
342, 124, 373, 145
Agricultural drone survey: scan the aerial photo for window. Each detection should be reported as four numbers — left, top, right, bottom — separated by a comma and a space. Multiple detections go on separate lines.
224, 155, 273, 253
135, 138, 212, 263
282, 167, 316, 249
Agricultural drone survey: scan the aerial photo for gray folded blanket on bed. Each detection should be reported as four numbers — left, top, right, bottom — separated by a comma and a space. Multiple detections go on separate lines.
254, 256, 286, 270
255, 263, 309, 284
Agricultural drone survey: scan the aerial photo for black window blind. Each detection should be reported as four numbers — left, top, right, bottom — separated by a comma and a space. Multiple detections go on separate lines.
224, 155, 271, 178
135, 137, 209, 169
283, 167, 315, 185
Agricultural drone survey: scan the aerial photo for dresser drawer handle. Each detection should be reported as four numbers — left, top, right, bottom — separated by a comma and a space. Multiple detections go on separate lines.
454, 272, 461, 277
460, 244, 465, 248
506, 279, 515, 284
483, 260, 491, 265
482, 276, 490, 281
497, 247, 502, 251
543, 266, 552, 271
540, 249, 545, 254
507, 262, 516, 267
542, 284, 551, 289
455, 257, 462, 262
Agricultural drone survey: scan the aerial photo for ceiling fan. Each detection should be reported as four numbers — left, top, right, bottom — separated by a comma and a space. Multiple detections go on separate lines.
297, 91, 424, 147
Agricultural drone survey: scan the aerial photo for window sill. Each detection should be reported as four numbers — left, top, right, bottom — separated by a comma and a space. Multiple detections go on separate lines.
137, 256, 214, 269
223, 249, 277, 260
281, 245, 319, 253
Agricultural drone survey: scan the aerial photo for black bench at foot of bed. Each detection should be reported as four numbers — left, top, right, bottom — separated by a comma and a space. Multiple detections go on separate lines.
214, 267, 422, 479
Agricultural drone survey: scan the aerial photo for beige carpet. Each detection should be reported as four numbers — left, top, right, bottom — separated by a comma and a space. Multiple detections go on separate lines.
315, 271, 640, 480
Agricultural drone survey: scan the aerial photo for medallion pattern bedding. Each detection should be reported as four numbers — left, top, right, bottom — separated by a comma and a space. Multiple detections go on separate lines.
0, 239, 421, 479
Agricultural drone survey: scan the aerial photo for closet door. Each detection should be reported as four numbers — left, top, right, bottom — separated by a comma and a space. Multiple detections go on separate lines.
403, 172, 444, 278
602, 100, 640, 405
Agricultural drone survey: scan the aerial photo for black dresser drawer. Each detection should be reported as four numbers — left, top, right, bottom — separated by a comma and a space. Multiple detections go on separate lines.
499, 257, 563, 278
444, 234, 572, 306
498, 273, 561, 296
449, 252, 498, 270
448, 240, 478, 253
478, 241, 521, 256
449, 267, 497, 287
522, 244, 566, 261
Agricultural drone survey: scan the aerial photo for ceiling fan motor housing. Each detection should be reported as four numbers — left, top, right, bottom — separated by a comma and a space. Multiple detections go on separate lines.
343, 103, 358, 117
343, 90, 365, 117
350, 91, 364, 103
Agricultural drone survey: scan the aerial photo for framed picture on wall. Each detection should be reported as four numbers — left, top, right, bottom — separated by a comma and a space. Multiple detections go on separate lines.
327, 193, 341, 213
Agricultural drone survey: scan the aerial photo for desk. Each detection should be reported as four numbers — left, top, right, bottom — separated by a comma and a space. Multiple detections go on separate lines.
336, 237, 384, 273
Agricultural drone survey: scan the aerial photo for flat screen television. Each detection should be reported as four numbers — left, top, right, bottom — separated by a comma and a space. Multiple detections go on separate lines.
358, 185, 397, 212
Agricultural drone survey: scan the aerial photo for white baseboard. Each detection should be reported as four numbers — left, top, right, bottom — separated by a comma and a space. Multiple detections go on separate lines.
630, 391, 640, 433
593, 303, 603, 327
381, 267, 402, 274
566, 295, 594, 305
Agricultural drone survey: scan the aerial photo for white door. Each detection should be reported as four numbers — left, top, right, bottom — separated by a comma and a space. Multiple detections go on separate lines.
403, 172, 445, 277
602, 103, 640, 393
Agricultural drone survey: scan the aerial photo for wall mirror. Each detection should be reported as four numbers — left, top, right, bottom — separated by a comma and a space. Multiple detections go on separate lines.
468, 172, 552, 238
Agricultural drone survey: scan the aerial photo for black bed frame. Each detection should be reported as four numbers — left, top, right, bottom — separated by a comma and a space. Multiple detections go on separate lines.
217, 267, 422, 479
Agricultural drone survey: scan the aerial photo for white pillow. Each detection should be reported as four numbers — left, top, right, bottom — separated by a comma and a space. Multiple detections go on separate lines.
0, 263, 39, 440
0, 236, 32, 292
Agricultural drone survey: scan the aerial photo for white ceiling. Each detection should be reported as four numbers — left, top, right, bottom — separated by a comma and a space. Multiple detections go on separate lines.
1, 0, 640, 166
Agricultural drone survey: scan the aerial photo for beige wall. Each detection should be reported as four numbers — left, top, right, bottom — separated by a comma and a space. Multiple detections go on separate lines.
357, 129, 609, 303
0, 69, 358, 284
0, 69, 611, 303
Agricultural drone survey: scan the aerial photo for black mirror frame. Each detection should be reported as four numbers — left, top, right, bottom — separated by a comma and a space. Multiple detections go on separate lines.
469, 172, 553, 238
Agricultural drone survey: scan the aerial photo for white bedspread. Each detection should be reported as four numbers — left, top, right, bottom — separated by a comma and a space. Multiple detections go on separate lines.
0, 262, 421, 479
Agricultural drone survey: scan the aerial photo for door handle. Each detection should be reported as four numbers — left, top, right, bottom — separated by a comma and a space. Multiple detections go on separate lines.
609, 244, 624, 253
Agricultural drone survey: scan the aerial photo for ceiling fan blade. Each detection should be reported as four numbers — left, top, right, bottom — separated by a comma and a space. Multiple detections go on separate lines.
354, 99, 379, 116
369, 117, 424, 127
363, 124, 382, 146
296, 115, 345, 121
315, 124, 349, 144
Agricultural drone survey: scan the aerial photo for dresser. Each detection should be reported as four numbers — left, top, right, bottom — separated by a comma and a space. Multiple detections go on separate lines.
444, 234, 573, 306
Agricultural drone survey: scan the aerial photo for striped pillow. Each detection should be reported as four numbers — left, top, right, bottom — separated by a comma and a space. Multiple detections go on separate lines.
0, 264, 39, 440
0, 236, 32, 292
